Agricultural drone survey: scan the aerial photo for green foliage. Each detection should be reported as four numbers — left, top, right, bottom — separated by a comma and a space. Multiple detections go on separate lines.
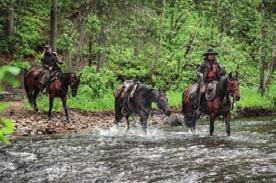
10, 59, 31, 71
81, 66, 118, 98
238, 86, 276, 110
0, 65, 19, 143
0, 65, 20, 91
1, 0, 276, 115
0, 118, 14, 143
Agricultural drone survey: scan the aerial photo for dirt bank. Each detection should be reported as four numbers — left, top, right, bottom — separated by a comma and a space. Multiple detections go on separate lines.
1, 101, 169, 136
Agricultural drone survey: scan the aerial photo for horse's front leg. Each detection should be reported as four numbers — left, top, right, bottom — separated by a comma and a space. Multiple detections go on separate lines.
209, 113, 216, 136
61, 96, 69, 122
140, 112, 149, 134
48, 96, 54, 119
125, 115, 130, 131
224, 113, 231, 136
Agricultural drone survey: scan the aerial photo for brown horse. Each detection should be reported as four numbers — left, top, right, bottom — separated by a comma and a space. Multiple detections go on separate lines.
23, 68, 81, 122
182, 72, 240, 136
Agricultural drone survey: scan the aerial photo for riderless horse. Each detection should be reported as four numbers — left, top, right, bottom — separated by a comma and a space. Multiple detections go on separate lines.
114, 80, 171, 133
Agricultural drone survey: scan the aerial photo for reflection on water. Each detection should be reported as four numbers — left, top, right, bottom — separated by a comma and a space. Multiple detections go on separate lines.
0, 117, 276, 183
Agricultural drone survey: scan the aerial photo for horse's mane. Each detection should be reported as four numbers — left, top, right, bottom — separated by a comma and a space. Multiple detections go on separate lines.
216, 76, 228, 97
58, 72, 74, 87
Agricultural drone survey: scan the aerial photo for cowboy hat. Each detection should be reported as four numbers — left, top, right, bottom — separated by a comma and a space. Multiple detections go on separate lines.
203, 48, 218, 56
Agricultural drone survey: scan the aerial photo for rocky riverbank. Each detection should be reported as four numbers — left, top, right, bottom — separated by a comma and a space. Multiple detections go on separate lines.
1, 100, 275, 137
1, 101, 173, 136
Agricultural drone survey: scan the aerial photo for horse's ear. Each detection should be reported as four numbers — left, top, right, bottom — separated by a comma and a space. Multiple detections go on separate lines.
148, 88, 154, 93
160, 88, 167, 93
228, 72, 233, 79
235, 71, 239, 78
79, 72, 82, 78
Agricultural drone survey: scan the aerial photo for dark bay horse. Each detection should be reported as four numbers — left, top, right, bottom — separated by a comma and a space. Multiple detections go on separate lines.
24, 68, 81, 121
182, 72, 240, 136
114, 83, 171, 133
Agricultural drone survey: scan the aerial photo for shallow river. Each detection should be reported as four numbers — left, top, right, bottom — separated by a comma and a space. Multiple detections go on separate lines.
1, 117, 276, 183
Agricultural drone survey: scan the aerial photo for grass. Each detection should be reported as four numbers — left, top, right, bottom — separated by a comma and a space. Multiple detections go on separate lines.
237, 86, 276, 110
24, 86, 276, 113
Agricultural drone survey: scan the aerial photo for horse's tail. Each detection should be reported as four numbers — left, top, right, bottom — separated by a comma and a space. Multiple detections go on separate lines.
182, 89, 197, 129
181, 90, 188, 114
23, 72, 32, 105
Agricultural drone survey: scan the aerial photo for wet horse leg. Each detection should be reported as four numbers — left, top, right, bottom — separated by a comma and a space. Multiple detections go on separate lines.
61, 97, 69, 122
125, 115, 130, 131
48, 96, 54, 119
114, 98, 125, 127
139, 113, 149, 134
209, 113, 216, 136
224, 113, 231, 136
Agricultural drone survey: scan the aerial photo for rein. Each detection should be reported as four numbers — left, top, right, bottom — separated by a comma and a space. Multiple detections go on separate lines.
225, 78, 237, 111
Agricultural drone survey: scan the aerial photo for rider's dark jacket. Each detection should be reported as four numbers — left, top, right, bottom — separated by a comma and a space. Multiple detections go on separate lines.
41, 51, 62, 71
197, 59, 224, 83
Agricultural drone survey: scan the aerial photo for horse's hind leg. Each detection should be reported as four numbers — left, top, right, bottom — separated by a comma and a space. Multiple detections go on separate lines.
114, 100, 124, 127
48, 96, 54, 119
209, 113, 216, 136
140, 114, 149, 134
224, 113, 231, 136
126, 115, 129, 131
61, 97, 69, 122
33, 89, 39, 111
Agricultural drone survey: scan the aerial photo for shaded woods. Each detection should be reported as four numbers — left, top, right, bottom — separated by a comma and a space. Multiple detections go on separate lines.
0, 0, 276, 111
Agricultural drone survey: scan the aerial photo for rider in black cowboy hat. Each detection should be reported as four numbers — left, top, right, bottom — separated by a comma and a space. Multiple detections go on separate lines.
196, 47, 225, 110
38, 45, 63, 92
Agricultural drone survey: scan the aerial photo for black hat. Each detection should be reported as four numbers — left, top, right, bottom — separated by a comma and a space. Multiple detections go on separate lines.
203, 48, 218, 56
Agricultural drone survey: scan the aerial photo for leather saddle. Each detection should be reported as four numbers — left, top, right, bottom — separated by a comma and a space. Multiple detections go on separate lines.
205, 80, 217, 101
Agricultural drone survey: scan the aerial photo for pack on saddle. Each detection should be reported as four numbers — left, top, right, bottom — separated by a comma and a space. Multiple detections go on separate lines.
38, 46, 63, 92
115, 79, 142, 114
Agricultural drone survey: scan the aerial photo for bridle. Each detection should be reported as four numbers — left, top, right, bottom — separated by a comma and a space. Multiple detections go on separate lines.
226, 78, 239, 110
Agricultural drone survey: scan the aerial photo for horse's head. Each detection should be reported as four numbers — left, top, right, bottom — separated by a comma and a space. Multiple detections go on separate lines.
227, 72, 240, 101
69, 73, 81, 97
153, 89, 171, 116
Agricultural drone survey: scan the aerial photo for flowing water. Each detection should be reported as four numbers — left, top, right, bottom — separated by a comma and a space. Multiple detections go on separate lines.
0, 117, 276, 183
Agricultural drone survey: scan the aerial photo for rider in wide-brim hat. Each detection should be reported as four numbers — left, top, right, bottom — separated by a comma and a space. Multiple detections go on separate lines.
203, 48, 218, 56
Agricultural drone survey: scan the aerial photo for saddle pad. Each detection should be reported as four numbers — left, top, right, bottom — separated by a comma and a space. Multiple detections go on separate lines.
188, 83, 199, 100
205, 80, 217, 101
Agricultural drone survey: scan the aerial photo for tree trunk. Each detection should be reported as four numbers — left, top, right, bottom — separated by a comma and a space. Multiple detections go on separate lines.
264, 29, 276, 88
6, 5, 14, 37
96, 25, 106, 72
258, 1, 265, 93
50, 0, 57, 52
88, 37, 93, 67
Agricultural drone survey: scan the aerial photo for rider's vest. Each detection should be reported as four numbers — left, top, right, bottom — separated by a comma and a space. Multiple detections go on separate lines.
207, 62, 218, 82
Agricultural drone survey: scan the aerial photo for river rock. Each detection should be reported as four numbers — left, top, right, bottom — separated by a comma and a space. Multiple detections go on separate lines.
165, 114, 184, 126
